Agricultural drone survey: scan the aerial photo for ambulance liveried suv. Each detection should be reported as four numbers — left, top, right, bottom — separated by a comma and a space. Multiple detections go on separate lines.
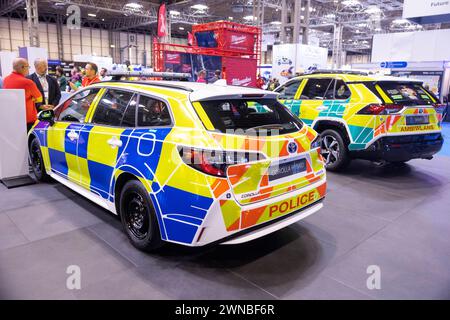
276, 72, 444, 171
28, 80, 326, 251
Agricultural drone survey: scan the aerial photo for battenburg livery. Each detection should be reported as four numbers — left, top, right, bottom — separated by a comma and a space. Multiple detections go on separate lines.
276, 72, 444, 171
29, 80, 326, 251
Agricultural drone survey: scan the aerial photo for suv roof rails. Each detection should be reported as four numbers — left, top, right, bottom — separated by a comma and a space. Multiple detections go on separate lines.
101, 80, 194, 92
305, 69, 370, 76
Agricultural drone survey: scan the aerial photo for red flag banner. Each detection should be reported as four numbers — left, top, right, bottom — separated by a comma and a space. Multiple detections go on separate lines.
187, 31, 194, 46
157, 3, 167, 38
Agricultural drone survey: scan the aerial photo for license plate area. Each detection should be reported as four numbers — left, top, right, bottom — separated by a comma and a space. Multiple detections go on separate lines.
268, 158, 307, 182
406, 115, 429, 126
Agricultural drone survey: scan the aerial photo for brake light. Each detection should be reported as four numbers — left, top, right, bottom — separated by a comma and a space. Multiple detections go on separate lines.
310, 136, 321, 149
433, 103, 446, 114
178, 147, 265, 177
358, 104, 403, 115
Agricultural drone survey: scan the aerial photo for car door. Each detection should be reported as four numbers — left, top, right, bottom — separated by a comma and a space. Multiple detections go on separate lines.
296, 78, 335, 126
47, 87, 102, 183
80, 88, 137, 200
275, 79, 303, 116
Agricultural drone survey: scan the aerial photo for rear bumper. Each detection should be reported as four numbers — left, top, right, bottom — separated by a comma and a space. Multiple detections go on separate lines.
351, 133, 444, 162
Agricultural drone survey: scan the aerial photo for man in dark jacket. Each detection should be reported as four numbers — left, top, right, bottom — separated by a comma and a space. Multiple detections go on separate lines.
28, 58, 61, 110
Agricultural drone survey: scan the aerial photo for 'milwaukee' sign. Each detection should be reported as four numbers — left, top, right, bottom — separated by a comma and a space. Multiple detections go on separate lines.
403, 0, 450, 24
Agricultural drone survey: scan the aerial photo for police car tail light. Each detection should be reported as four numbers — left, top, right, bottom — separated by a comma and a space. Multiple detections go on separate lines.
310, 136, 321, 149
358, 104, 403, 115
178, 147, 265, 177
433, 103, 446, 114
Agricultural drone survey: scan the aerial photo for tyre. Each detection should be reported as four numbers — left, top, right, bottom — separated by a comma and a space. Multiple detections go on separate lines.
119, 180, 163, 252
320, 129, 351, 172
29, 138, 50, 182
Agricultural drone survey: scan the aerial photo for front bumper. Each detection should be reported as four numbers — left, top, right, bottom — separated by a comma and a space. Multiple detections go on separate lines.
351, 133, 444, 162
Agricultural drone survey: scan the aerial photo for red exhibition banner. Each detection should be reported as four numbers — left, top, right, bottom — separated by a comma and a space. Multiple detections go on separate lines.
165, 52, 181, 64
157, 4, 167, 38
223, 57, 257, 87
223, 31, 255, 52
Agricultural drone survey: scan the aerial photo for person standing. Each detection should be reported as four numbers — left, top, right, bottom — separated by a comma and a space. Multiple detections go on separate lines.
69, 62, 100, 90
210, 70, 221, 83
55, 67, 67, 92
28, 58, 61, 110
197, 70, 207, 83
3, 58, 43, 132
99, 68, 112, 81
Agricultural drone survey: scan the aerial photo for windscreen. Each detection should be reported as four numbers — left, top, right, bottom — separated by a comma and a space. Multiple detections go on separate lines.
377, 82, 437, 106
199, 99, 303, 136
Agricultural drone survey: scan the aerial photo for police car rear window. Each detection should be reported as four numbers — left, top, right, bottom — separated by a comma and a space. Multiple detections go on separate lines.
199, 99, 303, 136
376, 82, 437, 106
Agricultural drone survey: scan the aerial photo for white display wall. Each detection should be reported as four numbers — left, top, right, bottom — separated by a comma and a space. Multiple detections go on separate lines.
272, 43, 328, 84
372, 29, 450, 63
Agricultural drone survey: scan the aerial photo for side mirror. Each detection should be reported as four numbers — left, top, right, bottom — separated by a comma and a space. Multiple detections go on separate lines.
38, 109, 55, 126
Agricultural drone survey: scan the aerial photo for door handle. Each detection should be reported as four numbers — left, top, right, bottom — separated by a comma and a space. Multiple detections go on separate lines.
67, 130, 79, 141
107, 136, 123, 148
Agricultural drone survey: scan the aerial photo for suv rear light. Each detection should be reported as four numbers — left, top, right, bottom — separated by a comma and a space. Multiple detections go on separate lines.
357, 104, 403, 115
178, 147, 265, 177
433, 103, 446, 114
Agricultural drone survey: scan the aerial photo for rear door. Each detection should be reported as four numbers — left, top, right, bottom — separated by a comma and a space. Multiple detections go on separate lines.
81, 88, 137, 199
296, 78, 336, 126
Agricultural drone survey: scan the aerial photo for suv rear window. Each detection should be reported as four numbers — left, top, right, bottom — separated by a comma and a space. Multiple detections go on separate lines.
198, 99, 303, 135
376, 82, 437, 106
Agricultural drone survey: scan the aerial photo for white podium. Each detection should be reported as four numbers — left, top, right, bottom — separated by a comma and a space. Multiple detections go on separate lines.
0, 89, 36, 188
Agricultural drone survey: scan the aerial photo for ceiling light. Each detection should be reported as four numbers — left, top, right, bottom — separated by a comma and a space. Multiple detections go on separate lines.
88, 13, 96, 17
170, 10, 180, 16
124, 2, 143, 10
271, 21, 282, 25
110, 45, 115, 48
228, 16, 234, 20
243, 15, 256, 21
179, 27, 185, 30
191, 4, 208, 11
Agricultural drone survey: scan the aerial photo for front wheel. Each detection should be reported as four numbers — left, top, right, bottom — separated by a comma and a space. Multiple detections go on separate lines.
320, 129, 351, 172
119, 180, 163, 252
29, 138, 50, 182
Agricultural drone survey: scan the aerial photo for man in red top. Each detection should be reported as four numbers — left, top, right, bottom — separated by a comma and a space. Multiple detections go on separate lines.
69, 62, 100, 91
3, 58, 43, 132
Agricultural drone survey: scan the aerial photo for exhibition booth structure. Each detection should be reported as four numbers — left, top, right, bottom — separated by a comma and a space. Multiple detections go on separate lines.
153, 21, 261, 87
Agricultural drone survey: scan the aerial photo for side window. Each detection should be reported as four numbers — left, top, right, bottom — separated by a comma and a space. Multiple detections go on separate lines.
121, 96, 137, 127
92, 89, 135, 127
56, 88, 100, 123
300, 78, 334, 100
276, 80, 301, 99
137, 95, 172, 127
334, 80, 351, 100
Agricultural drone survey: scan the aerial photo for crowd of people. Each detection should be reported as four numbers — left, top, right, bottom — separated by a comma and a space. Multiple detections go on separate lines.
256, 75, 280, 91
1, 57, 102, 132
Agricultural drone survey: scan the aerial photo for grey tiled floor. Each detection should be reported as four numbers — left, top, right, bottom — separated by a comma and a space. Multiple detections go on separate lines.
0, 157, 449, 300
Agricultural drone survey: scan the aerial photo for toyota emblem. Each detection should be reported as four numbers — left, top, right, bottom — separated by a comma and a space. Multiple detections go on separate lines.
287, 141, 298, 154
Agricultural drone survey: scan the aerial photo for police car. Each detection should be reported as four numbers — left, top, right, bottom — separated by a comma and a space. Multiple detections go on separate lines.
28, 75, 326, 251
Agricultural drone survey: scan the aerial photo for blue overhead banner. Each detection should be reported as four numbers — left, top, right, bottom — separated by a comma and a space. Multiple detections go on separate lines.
380, 61, 408, 69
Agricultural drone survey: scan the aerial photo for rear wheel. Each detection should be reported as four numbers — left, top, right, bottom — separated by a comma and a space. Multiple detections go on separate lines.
119, 180, 163, 252
320, 129, 351, 172
29, 138, 50, 182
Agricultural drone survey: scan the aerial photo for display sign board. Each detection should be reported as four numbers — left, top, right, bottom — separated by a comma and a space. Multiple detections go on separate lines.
223, 31, 255, 53
403, 0, 450, 24
223, 57, 257, 87
0, 90, 28, 181
380, 61, 408, 69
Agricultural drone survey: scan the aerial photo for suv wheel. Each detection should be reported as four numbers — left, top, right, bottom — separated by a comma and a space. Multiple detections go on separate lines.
119, 180, 163, 252
29, 138, 50, 182
320, 129, 351, 171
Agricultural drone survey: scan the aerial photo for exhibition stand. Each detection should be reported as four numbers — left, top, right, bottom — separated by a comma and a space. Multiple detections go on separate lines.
0, 89, 36, 188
